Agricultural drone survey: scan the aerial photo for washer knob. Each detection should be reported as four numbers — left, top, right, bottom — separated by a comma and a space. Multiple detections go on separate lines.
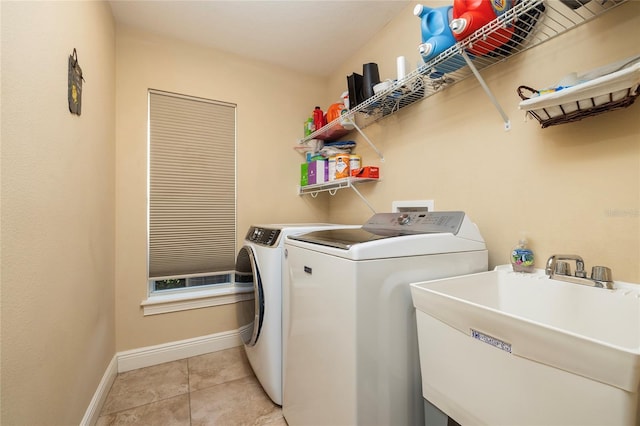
397, 213, 411, 225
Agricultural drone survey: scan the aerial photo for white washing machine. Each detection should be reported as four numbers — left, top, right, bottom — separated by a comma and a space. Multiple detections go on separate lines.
235, 223, 357, 406
282, 212, 488, 425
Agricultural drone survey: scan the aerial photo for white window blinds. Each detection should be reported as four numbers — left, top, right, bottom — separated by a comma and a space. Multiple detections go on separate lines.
148, 90, 236, 279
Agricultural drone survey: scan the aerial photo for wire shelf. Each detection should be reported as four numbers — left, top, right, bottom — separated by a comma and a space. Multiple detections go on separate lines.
298, 177, 379, 196
517, 54, 640, 128
519, 86, 639, 127
298, 177, 380, 213
300, 0, 629, 142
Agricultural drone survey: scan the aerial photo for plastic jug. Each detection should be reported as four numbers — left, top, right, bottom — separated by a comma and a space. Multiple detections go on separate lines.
450, 0, 515, 56
326, 101, 346, 124
313, 106, 325, 132
414, 4, 468, 78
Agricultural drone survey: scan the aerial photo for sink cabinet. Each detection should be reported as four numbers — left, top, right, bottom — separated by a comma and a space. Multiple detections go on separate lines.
410, 267, 640, 425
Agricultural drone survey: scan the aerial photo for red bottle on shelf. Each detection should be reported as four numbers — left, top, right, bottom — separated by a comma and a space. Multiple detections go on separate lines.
450, 0, 515, 56
313, 106, 326, 134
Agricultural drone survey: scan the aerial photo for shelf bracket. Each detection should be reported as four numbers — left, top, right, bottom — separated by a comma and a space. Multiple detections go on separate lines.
459, 50, 511, 131
298, 178, 377, 214
349, 183, 376, 214
345, 117, 385, 161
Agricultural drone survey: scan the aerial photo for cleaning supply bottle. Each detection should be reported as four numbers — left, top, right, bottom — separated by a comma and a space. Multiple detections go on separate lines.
304, 117, 314, 137
313, 106, 325, 133
341, 91, 350, 110
511, 238, 534, 273
326, 101, 346, 124
450, 0, 515, 56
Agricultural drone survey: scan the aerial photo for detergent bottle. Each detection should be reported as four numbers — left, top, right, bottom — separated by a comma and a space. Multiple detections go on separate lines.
313, 106, 325, 133
414, 4, 468, 78
450, 0, 515, 56
325, 100, 346, 124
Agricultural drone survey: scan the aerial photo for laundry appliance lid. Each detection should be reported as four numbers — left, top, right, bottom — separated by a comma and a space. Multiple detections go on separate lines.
287, 227, 388, 250
286, 211, 486, 258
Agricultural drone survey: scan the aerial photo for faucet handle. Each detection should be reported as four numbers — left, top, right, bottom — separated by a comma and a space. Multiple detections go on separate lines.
554, 261, 571, 276
591, 266, 612, 282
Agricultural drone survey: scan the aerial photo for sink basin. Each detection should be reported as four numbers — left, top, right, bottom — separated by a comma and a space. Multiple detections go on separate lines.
410, 266, 640, 425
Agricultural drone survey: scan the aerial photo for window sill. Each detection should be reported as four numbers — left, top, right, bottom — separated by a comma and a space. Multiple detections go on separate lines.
141, 287, 253, 316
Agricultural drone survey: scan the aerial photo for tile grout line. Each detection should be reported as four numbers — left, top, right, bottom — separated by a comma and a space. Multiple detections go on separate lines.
99, 358, 194, 421
98, 348, 264, 424
100, 392, 191, 419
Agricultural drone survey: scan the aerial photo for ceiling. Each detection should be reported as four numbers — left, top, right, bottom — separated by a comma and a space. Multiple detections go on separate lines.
108, 0, 411, 77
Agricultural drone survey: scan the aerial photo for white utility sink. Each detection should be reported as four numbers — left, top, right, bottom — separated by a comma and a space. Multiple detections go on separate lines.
410, 265, 640, 426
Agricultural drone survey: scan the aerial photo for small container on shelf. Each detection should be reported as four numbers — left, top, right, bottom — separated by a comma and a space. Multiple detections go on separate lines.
304, 117, 314, 137
349, 154, 361, 171
308, 159, 328, 185
351, 166, 379, 179
334, 154, 350, 179
300, 163, 309, 186
328, 156, 336, 182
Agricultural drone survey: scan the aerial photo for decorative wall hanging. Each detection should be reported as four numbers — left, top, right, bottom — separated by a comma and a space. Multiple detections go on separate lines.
68, 48, 84, 115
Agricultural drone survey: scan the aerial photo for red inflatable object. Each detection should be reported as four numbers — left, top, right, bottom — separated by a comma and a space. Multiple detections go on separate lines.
451, 0, 515, 56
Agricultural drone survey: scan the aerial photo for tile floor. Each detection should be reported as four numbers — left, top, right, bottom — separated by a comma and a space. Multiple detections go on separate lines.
97, 346, 286, 426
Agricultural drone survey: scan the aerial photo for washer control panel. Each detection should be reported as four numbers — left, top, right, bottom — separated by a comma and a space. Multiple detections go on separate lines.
363, 211, 465, 236
246, 226, 281, 246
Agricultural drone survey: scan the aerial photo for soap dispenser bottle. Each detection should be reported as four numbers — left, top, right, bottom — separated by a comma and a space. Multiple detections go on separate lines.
511, 238, 534, 273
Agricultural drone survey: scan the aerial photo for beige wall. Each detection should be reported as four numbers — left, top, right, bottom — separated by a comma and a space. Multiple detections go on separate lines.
1, 1, 116, 424
325, 1, 640, 282
114, 27, 330, 351
1, 1, 638, 423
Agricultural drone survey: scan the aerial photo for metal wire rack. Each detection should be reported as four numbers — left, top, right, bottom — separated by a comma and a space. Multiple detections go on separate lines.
518, 82, 639, 128
300, 0, 629, 143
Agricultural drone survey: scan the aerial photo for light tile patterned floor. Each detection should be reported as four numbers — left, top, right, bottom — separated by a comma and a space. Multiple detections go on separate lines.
97, 346, 286, 425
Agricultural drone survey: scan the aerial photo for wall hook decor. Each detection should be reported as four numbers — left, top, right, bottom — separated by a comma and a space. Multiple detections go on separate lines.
68, 48, 85, 115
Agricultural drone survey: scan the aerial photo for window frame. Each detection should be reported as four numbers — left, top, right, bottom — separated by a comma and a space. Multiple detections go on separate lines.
142, 89, 240, 315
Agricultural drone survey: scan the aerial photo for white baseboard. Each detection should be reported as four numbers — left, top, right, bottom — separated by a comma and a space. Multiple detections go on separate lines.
82, 328, 243, 424
117, 328, 243, 372
80, 355, 117, 426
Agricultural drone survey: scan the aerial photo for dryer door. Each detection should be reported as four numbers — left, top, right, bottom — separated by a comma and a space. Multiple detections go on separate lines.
235, 245, 264, 347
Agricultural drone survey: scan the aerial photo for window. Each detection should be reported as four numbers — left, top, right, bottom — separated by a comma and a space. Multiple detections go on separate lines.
147, 90, 237, 301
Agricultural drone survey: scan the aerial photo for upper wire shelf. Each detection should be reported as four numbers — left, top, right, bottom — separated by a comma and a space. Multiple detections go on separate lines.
300, 0, 629, 143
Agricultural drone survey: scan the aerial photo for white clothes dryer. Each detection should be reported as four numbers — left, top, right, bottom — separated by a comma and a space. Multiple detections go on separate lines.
235, 223, 357, 406
282, 212, 488, 426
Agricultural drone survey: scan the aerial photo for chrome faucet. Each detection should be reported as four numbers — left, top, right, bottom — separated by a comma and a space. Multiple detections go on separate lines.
545, 254, 614, 289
